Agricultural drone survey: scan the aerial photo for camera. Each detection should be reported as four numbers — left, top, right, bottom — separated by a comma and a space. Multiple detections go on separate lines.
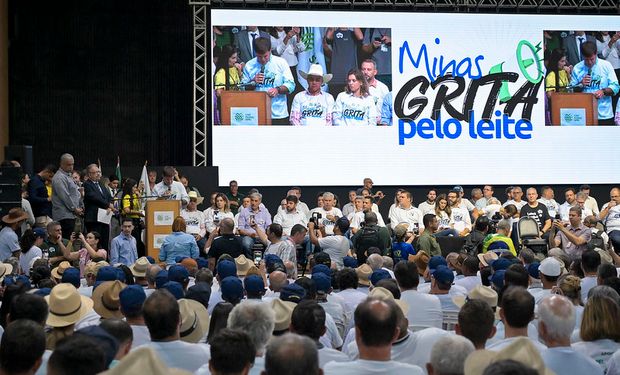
489, 212, 502, 233
309, 212, 322, 224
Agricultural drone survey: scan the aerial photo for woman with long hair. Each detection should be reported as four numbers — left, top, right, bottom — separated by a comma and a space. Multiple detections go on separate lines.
333, 69, 377, 126
18, 229, 44, 276
433, 194, 458, 237
214, 44, 242, 97
204, 193, 234, 234
77, 231, 107, 277
121, 178, 145, 257
545, 48, 572, 98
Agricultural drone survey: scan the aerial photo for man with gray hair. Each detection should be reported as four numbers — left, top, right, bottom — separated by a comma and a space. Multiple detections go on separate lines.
51, 153, 84, 239
145, 264, 162, 295
237, 192, 272, 254
538, 295, 603, 374
308, 192, 343, 236
426, 335, 474, 375
481, 219, 517, 256
225, 300, 275, 374
263, 333, 321, 375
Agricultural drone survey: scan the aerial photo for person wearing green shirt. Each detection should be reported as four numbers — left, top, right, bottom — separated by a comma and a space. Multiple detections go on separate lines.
225, 180, 244, 215
417, 214, 442, 257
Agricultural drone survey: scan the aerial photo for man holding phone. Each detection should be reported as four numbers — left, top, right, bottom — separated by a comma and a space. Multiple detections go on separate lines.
237, 193, 272, 255
553, 206, 591, 260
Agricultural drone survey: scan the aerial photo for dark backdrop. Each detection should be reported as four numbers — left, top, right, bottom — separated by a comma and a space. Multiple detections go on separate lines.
8, 0, 193, 171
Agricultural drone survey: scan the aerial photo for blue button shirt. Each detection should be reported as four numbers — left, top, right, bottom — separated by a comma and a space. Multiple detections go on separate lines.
159, 232, 199, 265
242, 55, 295, 120
570, 58, 620, 120
110, 233, 138, 266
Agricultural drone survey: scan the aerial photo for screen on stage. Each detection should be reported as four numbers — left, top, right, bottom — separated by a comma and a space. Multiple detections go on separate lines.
211, 10, 620, 186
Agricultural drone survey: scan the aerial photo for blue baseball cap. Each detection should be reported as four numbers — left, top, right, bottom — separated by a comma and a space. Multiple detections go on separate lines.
146, 256, 156, 264
244, 275, 265, 294
312, 264, 331, 277
34, 287, 51, 297
312, 272, 332, 293
221, 276, 244, 303
196, 257, 209, 269
432, 265, 455, 285
527, 262, 541, 279
162, 281, 185, 300
429, 256, 448, 273
185, 282, 211, 309
343, 256, 358, 268
264, 254, 284, 269
490, 270, 506, 289
175, 256, 188, 264
155, 270, 169, 289
94, 266, 118, 289
33, 227, 47, 239
370, 269, 391, 286
119, 285, 147, 315
168, 265, 189, 284
61, 267, 81, 288
280, 283, 306, 303
217, 260, 237, 279
491, 258, 513, 272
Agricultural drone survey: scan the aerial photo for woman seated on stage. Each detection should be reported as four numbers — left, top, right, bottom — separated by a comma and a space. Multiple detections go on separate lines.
332, 69, 377, 126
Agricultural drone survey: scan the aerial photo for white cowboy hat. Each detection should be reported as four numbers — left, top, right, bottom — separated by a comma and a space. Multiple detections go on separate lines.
299, 64, 333, 84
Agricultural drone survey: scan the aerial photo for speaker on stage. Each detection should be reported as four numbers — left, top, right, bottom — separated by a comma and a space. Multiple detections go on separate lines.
0, 166, 22, 216
4, 145, 33, 177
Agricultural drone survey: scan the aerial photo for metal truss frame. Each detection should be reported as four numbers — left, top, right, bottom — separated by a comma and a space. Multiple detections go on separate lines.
190, 0, 617, 165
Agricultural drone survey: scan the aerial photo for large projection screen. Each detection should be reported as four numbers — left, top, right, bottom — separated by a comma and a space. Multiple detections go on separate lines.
211, 10, 620, 186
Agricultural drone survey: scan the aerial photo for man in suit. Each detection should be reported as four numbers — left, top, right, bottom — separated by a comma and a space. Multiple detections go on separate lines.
562, 31, 596, 67
234, 26, 270, 64
83, 163, 114, 248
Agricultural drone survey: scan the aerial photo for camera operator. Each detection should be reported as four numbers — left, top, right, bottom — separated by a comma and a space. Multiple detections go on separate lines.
351, 212, 390, 264
308, 217, 350, 269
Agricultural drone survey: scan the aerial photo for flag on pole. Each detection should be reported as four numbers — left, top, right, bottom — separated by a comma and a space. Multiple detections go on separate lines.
115, 156, 122, 182
139, 161, 151, 200
296, 27, 328, 91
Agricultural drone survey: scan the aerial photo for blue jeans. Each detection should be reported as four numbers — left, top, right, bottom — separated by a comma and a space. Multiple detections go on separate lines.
609, 230, 620, 252
241, 236, 257, 257
434, 229, 459, 237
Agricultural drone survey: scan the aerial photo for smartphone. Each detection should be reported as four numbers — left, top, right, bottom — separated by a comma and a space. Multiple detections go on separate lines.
249, 214, 256, 225
253, 250, 262, 266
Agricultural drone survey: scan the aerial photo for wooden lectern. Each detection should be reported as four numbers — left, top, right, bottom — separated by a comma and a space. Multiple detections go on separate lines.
145, 200, 180, 260
220, 91, 271, 126
549, 92, 598, 126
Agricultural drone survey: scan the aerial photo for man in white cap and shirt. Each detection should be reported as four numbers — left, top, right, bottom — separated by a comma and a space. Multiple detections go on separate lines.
532, 257, 562, 305
290, 64, 335, 126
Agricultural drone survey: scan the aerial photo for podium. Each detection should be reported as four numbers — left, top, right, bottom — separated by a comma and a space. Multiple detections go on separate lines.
549, 92, 598, 126
220, 91, 271, 126
145, 200, 180, 260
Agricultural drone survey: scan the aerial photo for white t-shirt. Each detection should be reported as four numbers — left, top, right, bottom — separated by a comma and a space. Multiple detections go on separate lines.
459, 199, 475, 212
310, 207, 344, 235
333, 92, 377, 126
350, 211, 386, 230
454, 275, 482, 292
319, 347, 349, 367
503, 199, 527, 210
290, 90, 335, 126
196, 355, 265, 375
180, 209, 206, 236
573, 339, 620, 373
342, 203, 355, 218
138, 341, 210, 372
318, 235, 350, 270
203, 207, 234, 233
389, 205, 424, 231
541, 346, 604, 375
606, 348, 620, 375
400, 289, 443, 329
323, 358, 424, 375
450, 206, 472, 232
130, 324, 151, 348
538, 198, 560, 218
337, 288, 368, 318
273, 209, 308, 236
417, 201, 436, 215
602, 202, 620, 233
153, 181, 189, 204
486, 336, 547, 353
368, 80, 389, 123
482, 204, 502, 219
19, 246, 42, 276
581, 276, 598, 302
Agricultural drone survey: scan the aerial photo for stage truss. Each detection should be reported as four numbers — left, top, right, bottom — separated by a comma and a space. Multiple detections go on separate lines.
190, 0, 618, 166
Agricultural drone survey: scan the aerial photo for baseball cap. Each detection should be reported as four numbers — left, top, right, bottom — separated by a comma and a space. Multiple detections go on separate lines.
312, 264, 331, 277
527, 262, 541, 279
162, 281, 184, 300
61, 268, 81, 288
492, 258, 513, 272
490, 269, 506, 289
243, 275, 265, 294
312, 272, 332, 293
216, 260, 237, 279
33, 227, 47, 239
343, 256, 358, 268
168, 265, 190, 284
221, 276, 244, 302
280, 283, 306, 303
429, 256, 448, 273
314, 252, 331, 266
196, 257, 209, 269
119, 285, 147, 315
432, 265, 455, 285
370, 269, 391, 286
539, 257, 561, 277
155, 270, 169, 289
94, 266, 119, 289
453, 186, 464, 193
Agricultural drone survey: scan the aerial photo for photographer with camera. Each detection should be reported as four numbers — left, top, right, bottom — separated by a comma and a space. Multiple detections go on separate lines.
308, 216, 350, 270
307, 192, 342, 236
351, 212, 390, 264
350, 196, 386, 234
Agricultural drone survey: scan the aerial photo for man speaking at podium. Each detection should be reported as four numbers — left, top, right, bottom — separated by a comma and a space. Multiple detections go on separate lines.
570, 41, 620, 125
241, 37, 296, 125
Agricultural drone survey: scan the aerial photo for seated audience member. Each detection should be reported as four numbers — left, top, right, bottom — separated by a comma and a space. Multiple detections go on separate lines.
583, 215, 610, 251
426, 335, 474, 375
204, 193, 234, 235
572, 295, 620, 373
207, 218, 244, 270
45, 283, 94, 350
430, 265, 464, 312
332, 69, 377, 126
455, 298, 497, 350
391, 224, 416, 263
180, 191, 206, 248
99, 318, 134, 363
553, 206, 591, 260
454, 256, 482, 292
263, 333, 320, 375
290, 64, 335, 126
389, 191, 424, 233
581, 250, 602, 302
538, 295, 603, 375
119, 284, 150, 347
140, 290, 210, 372
520, 187, 552, 239
350, 196, 386, 233
503, 186, 526, 210
447, 190, 472, 236
159, 216, 199, 265
481, 219, 516, 256
531, 257, 561, 304
290, 300, 348, 367
237, 193, 272, 254
538, 186, 561, 218
599, 187, 620, 252
47, 335, 107, 375
0, 319, 46, 375
336, 268, 369, 323
417, 214, 442, 257
323, 298, 425, 375
204, 329, 256, 375
273, 195, 308, 235
486, 286, 547, 352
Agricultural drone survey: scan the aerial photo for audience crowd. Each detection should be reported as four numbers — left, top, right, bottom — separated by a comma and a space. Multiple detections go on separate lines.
0, 153, 620, 374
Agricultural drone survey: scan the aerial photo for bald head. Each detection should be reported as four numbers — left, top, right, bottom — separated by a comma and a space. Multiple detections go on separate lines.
268, 271, 288, 292
219, 218, 235, 234
355, 298, 399, 347
538, 295, 575, 343
146, 264, 162, 287
264, 333, 319, 375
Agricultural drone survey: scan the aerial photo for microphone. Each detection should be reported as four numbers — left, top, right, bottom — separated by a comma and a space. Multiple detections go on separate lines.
586, 68, 592, 87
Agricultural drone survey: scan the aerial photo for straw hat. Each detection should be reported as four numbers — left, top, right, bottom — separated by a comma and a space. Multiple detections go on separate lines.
45, 283, 94, 327
356, 264, 373, 287
1, 207, 28, 224
271, 299, 296, 332
594, 248, 613, 265
368, 286, 409, 315
299, 64, 333, 84
477, 252, 498, 267
130, 257, 150, 278
464, 337, 555, 375
453, 285, 500, 319
178, 298, 210, 343
51, 261, 72, 280
188, 191, 204, 205
235, 255, 252, 277
0, 263, 13, 283
101, 347, 192, 375
92, 280, 127, 319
